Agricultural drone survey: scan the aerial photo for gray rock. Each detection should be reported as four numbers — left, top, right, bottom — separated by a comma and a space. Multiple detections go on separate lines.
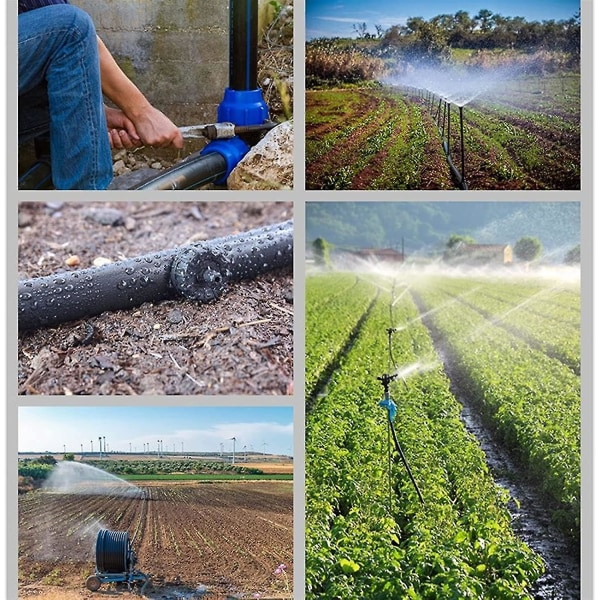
227, 120, 293, 190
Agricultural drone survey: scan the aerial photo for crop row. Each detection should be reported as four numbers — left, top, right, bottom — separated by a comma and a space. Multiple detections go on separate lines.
305, 272, 359, 312
426, 277, 580, 373
305, 275, 378, 400
411, 282, 580, 536
306, 89, 449, 190
306, 273, 545, 598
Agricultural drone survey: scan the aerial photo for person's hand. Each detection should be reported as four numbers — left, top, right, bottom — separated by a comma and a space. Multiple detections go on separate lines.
104, 106, 142, 149
130, 105, 184, 149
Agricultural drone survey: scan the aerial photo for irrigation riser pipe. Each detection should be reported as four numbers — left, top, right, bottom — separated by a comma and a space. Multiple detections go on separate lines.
18, 220, 293, 332
428, 93, 468, 190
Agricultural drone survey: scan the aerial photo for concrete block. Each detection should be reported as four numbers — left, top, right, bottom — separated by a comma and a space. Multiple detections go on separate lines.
71, 0, 229, 124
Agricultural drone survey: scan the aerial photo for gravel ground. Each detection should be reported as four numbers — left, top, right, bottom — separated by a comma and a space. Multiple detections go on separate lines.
17, 201, 294, 396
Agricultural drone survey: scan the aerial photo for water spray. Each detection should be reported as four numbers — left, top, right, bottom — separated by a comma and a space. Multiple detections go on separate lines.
18, 220, 293, 331
385, 64, 517, 190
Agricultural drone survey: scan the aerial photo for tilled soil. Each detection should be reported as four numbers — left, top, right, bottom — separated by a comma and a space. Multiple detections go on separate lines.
17, 201, 294, 396
18, 481, 294, 600
305, 87, 580, 190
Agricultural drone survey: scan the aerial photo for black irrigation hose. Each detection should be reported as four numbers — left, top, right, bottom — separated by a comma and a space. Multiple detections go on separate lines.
230, 0, 259, 91
388, 420, 425, 505
18, 220, 293, 332
96, 530, 130, 573
132, 151, 228, 191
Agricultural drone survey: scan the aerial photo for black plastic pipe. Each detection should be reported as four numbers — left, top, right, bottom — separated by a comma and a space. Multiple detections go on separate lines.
230, 0, 259, 91
459, 106, 466, 188
132, 152, 228, 190
18, 220, 294, 331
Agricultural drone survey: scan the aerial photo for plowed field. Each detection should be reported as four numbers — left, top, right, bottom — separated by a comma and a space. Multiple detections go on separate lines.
18, 481, 293, 599
306, 79, 580, 190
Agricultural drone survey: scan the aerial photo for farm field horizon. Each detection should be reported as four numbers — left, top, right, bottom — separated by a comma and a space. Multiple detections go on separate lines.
305, 266, 581, 599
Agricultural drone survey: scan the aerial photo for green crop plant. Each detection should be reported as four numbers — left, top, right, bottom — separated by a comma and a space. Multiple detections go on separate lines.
306, 272, 552, 598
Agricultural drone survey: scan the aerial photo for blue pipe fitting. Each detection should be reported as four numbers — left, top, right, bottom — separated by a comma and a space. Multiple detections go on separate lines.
200, 88, 269, 184
200, 136, 249, 184
217, 88, 269, 126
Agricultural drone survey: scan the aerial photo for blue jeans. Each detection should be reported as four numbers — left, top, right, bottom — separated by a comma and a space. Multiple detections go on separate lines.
19, 4, 112, 189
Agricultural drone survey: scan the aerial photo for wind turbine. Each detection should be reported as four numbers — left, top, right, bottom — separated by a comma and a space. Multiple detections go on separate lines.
230, 437, 236, 465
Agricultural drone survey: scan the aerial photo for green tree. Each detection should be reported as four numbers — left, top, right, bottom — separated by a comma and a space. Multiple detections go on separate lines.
63, 453, 75, 461
312, 237, 332, 268
564, 244, 580, 264
514, 237, 542, 262
446, 234, 476, 249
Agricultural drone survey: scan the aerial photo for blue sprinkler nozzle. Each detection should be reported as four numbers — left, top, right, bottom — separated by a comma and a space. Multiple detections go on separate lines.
378, 397, 397, 422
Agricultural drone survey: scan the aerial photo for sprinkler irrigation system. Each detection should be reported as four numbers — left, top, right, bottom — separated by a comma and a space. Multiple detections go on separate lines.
377, 317, 425, 506
377, 372, 425, 506
18, 220, 293, 331
387, 65, 514, 190
86, 529, 149, 593
419, 89, 468, 190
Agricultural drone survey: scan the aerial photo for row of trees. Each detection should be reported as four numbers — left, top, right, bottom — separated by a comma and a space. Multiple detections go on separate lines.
355, 9, 580, 56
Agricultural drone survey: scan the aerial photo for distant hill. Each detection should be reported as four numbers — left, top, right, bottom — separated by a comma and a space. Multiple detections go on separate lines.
306, 202, 580, 261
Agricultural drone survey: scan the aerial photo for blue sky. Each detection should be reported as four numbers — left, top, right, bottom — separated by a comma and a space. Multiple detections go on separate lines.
18, 406, 294, 456
306, 0, 581, 39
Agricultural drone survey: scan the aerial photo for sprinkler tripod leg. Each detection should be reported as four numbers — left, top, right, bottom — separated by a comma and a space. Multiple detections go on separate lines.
139, 574, 150, 596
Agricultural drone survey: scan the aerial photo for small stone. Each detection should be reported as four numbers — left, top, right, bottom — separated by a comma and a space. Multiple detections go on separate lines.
167, 309, 184, 324
64, 255, 81, 267
124, 217, 137, 231
112, 159, 126, 174
153, 323, 161, 330
84, 207, 124, 226
151, 162, 162, 170
93, 257, 113, 267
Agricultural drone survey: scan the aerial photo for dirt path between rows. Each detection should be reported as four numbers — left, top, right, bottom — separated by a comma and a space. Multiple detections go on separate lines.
411, 290, 580, 599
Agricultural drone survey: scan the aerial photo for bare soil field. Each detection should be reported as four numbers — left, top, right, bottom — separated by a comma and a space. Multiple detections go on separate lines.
17, 201, 294, 395
18, 481, 294, 600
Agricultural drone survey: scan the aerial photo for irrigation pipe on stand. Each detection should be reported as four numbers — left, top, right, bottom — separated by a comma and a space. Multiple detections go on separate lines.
18, 220, 293, 331
378, 373, 425, 506
376, 284, 425, 506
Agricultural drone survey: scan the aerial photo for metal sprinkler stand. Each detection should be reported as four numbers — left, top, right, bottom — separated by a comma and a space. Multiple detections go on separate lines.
377, 373, 425, 505
86, 529, 149, 593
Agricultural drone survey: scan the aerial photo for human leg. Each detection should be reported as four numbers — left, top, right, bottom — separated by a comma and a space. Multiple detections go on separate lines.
18, 5, 112, 189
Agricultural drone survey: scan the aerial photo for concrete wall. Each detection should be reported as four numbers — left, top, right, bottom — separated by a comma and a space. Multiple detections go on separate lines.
72, 0, 229, 126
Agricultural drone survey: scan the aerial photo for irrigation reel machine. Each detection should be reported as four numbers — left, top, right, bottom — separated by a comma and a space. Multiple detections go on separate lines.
86, 529, 149, 593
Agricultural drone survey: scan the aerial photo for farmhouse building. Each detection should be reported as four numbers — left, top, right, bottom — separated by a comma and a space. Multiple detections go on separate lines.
348, 248, 405, 263
445, 242, 512, 266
